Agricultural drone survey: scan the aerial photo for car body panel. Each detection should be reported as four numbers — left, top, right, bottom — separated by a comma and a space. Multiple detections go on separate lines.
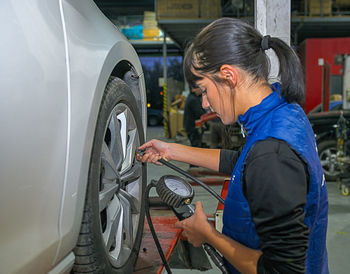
0, 0, 68, 273
55, 0, 146, 264
0, 0, 147, 273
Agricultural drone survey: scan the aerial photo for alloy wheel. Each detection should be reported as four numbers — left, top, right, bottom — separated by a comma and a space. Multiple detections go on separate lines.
99, 102, 143, 267
319, 146, 341, 180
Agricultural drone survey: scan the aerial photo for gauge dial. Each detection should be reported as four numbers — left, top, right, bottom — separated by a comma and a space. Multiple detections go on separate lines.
156, 175, 194, 208
165, 178, 191, 197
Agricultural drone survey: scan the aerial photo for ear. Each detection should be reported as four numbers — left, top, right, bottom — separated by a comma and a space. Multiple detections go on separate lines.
219, 64, 238, 85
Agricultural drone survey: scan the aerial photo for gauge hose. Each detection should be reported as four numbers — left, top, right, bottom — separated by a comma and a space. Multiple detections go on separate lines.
155, 159, 230, 273
144, 180, 173, 274
143, 156, 228, 273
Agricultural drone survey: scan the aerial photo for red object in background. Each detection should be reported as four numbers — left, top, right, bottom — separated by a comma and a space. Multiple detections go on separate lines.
299, 37, 350, 114
133, 216, 181, 274
217, 179, 230, 211
195, 112, 218, 128
321, 62, 331, 112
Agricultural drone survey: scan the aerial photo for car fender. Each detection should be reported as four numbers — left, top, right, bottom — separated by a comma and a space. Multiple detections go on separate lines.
53, 0, 146, 265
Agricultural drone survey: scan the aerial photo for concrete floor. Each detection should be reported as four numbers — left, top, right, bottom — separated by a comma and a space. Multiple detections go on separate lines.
145, 126, 350, 274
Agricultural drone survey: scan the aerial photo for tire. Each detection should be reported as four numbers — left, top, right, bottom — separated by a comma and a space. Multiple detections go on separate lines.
73, 78, 146, 273
318, 139, 340, 181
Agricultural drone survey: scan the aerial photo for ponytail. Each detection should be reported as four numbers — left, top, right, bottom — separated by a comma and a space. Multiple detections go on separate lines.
268, 37, 305, 105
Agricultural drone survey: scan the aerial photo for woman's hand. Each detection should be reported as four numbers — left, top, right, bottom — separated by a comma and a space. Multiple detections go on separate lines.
175, 201, 215, 247
137, 139, 172, 165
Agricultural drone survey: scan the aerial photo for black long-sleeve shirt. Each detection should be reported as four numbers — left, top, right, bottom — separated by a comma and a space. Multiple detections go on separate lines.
219, 138, 309, 273
184, 92, 205, 136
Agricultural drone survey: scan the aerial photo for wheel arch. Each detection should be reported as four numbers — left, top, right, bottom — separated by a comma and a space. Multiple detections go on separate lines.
110, 59, 147, 133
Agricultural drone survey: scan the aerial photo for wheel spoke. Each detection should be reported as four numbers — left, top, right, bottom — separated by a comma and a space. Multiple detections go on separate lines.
119, 189, 140, 214
102, 142, 119, 181
117, 110, 128, 160
320, 160, 328, 167
103, 196, 123, 252
99, 182, 119, 212
121, 161, 142, 185
109, 114, 124, 171
119, 193, 133, 248
117, 106, 138, 175
121, 128, 138, 174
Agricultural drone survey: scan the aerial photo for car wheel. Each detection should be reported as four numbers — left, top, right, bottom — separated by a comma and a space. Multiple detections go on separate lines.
318, 140, 341, 181
148, 115, 159, 127
73, 78, 146, 273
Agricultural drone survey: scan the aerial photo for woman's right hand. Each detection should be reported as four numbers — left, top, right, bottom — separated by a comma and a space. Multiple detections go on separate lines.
137, 139, 172, 165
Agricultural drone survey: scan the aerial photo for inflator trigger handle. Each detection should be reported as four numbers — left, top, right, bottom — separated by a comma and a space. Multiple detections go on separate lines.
171, 204, 195, 220
173, 204, 229, 274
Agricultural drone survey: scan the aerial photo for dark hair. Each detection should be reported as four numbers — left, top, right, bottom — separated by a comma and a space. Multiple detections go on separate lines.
183, 17, 305, 104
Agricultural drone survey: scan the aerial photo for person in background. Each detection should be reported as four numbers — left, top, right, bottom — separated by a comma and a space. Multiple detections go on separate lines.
183, 86, 206, 147
138, 17, 328, 273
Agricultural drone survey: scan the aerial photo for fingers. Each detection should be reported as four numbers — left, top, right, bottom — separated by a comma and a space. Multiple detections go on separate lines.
138, 139, 155, 150
175, 219, 203, 247
145, 153, 162, 165
137, 139, 170, 165
175, 220, 189, 241
136, 149, 163, 165
194, 201, 205, 218
195, 201, 203, 211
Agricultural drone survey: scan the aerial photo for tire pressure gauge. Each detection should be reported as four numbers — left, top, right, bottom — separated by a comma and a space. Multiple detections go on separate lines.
156, 175, 194, 208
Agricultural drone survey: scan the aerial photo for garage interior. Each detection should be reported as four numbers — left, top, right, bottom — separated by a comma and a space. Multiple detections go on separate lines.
91, 0, 350, 273
4, 0, 350, 273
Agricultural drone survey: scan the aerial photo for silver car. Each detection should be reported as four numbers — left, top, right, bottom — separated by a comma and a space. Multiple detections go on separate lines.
0, 1, 147, 273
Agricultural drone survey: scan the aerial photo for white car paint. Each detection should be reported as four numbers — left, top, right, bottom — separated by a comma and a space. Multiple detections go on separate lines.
0, 0, 146, 273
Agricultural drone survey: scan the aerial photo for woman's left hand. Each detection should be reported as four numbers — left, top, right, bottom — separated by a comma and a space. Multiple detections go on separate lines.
175, 201, 214, 247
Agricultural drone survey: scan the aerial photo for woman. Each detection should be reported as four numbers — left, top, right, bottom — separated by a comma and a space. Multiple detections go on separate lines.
138, 18, 328, 274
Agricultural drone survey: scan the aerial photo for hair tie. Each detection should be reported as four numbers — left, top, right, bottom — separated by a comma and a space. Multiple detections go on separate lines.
261, 35, 271, 51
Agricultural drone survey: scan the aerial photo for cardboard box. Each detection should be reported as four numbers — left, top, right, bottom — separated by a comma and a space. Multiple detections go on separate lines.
144, 11, 156, 20
168, 107, 185, 138
143, 11, 160, 41
200, 0, 221, 18
157, 0, 199, 19
168, 107, 178, 138
309, 0, 332, 16
143, 20, 158, 29
334, 0, 350, 7
177, 109, 184, 133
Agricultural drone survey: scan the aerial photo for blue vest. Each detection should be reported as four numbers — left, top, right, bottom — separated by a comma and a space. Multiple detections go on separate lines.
222, 83, 329, 273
